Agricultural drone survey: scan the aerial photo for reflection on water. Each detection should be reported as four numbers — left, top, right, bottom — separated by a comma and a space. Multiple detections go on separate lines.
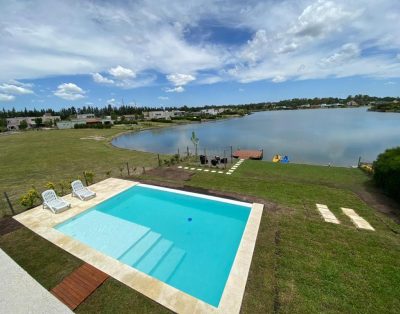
112, 108, 400, 166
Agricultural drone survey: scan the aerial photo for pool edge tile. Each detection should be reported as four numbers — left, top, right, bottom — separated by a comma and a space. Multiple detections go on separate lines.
13, 178, 263, 314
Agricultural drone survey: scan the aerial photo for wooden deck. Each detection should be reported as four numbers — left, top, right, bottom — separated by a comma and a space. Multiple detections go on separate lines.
232, 150, 263, 160
51, 263, 109, 310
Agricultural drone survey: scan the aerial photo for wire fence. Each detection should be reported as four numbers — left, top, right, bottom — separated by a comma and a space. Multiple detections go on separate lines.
0, 146, 243, 218
0, 162, 153, 219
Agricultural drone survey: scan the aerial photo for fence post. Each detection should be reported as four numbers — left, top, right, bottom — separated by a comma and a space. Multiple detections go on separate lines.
186, 146, 189, 158
358, 156, 362, 167
224, 150, 226, 169
126, 162, 130, 176
83, 171, 88, 186
230, 146, 233, 164
177, 148, 180, 158
4, 192, 16, 216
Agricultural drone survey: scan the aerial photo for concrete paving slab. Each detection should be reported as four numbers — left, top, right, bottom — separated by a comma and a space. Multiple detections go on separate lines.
0, 249, 72, 314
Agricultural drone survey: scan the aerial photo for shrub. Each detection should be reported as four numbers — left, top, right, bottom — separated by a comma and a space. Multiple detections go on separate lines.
58, 180, 70, 195
83, 171, 95, 185
373, 147, 400, 201
20, 187, 40, 208
45, 181, 56, 191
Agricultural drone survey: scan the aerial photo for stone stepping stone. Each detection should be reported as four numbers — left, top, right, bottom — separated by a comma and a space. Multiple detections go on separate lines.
177, 166, 182, 169
341, 208, 375, 231
316, 204, 340, 224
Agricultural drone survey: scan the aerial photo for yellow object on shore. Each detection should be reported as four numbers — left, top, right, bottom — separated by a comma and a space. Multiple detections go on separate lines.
272, 154, 281, 162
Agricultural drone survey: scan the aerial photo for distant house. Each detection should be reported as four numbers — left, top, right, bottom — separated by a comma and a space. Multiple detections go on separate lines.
77, 113, 95, 119
6, 113, 60, 130
119, 114, 137, 122
56, 120, 85, 129
347, 100, 359, 106
200, 108, 225, 115
171, 110, 185, 117
56, 115, 113, 129
144, 111, 172, 120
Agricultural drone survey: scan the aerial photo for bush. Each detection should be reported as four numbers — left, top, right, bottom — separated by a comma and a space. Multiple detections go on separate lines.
373, 147, 400, 201
150, 118, 173, 123
83, 171, 95, 185
20, 187, 40, 208
74, 123, 111, 129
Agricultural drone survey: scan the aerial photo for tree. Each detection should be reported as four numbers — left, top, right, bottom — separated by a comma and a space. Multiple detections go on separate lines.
34, 117, 42, 128
44, 119, 53, 127
373, 147, 400, 201
19, 120, 28, 130
190, 131, 199, 156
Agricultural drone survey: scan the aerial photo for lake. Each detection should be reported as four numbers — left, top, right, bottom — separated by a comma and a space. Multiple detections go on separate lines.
112, 108, 400, 166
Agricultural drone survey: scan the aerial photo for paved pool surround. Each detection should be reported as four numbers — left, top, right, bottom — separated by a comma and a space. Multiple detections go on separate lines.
14, 178, 263, 314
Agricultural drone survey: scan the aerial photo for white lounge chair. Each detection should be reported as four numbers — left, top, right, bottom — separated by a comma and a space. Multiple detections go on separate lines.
42, 190, 71, 214
71, 180, 96, 200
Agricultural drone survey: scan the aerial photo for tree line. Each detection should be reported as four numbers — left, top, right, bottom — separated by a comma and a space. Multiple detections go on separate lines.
1, 94, 399, 121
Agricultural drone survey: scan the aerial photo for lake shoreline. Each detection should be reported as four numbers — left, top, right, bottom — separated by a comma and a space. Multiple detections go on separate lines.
111, 108, 400, 167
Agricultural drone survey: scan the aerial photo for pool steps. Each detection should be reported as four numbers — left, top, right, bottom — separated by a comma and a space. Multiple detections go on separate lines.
118, 228, 186, 282
119, 231, 161, 264
152, 247, 186, 281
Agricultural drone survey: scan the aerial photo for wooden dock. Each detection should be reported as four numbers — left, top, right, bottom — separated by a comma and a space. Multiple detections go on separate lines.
51, 263, 109, 310
232, 149, 263, 160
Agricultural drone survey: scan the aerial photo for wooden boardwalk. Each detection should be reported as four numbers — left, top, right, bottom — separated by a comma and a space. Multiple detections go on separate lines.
51, 263, 109, 310
232, 150, 263, 160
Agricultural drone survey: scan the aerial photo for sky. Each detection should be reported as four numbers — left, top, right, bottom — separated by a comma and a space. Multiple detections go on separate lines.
0, 0, 400, 110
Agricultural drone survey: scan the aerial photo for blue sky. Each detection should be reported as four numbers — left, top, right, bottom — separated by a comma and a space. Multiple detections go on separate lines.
0, 0, 399, 110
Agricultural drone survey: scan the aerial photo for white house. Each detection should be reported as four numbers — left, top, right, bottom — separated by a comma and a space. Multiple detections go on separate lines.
144, 111, 172, 120
6, 113, 60, 130
200, 108, 225, 115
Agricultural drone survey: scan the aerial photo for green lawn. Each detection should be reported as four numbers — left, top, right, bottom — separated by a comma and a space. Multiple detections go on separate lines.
0, 128, 163, 216
0, 130, 399, 313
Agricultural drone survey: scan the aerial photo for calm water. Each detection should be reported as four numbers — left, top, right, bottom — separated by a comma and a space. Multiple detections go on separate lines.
112, 108, 400, 166
56, 184, 251, 306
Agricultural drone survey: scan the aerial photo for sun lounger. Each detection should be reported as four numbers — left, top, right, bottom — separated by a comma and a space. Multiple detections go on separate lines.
42, 190, 71, 214
71, 180, 96, 200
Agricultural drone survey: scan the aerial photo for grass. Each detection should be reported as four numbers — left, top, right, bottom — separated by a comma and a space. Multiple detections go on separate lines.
0, 130, 399, 313
186, 161, 400, 313
0, 127, 164, 216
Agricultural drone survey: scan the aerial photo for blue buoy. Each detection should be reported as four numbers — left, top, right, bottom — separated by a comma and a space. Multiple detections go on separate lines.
188, 217, 192, 222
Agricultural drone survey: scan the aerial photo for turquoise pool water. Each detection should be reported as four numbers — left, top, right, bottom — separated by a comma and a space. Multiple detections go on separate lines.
55, 184, 251, 306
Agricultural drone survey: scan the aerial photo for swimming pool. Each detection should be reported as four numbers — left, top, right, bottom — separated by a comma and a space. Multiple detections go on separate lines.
55, 184, 252, 307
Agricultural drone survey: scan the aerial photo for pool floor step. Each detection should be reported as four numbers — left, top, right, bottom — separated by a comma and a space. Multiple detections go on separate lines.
135, 239, 173, 273
151, 247, 186, 282
119, 231, 161, 265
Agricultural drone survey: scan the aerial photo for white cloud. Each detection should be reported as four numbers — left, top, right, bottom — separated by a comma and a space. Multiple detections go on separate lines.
92, 73, 114, 84
320, 43, 360, 66
0, 93, 15, 102
166, 73, 195, 86
385, 81, 396, 85
0, 82, 33, 94
54, 83, 86, 100
272, 76, 286, 83
290, 0, 354, 38
158, 96, 169, 100
109, 65, 136, 79
106, 98, 116, 104
0, 0, 399, 86
165, 86, 185, 93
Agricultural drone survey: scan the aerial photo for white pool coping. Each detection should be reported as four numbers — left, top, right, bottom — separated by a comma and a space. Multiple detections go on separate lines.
139, 183, 252, 208
14, 178, 263, 314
